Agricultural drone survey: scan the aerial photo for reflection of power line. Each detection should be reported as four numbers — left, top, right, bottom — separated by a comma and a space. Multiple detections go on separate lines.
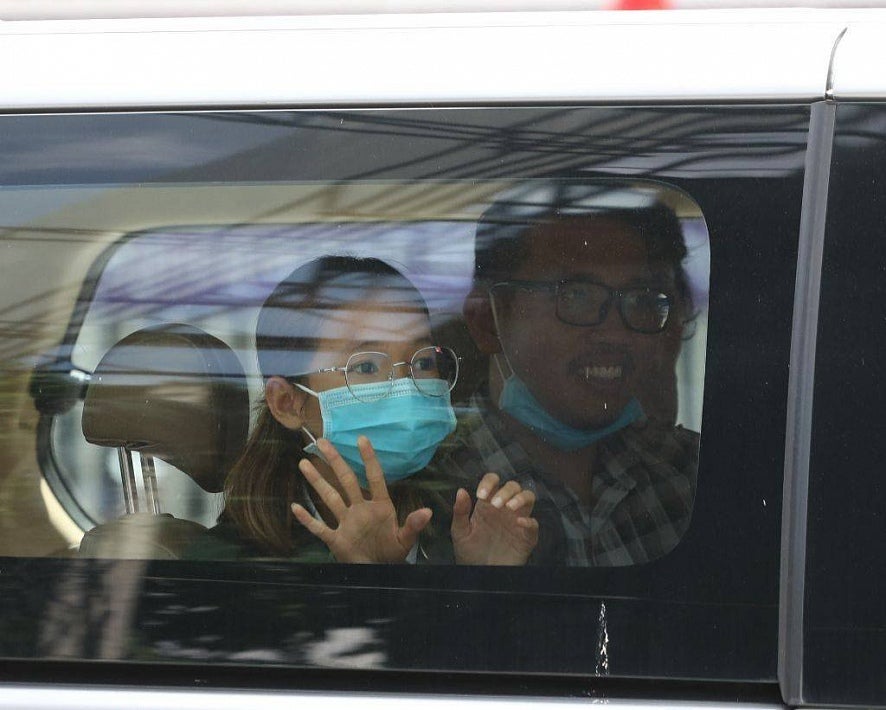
190, 108, 586, 145
196, 111, 807, 227
72, 224, 474, 337
0, 283, 80, 328
192, 107, 805, 157
0, 279, 73, 313
117, 109, 807, 242
0, 227, 118, 245
829, 129, 886, 145
0, 318, 67, 335
199, 109, 778, 165
8, 224, 472, 368
7, 107, 806, 369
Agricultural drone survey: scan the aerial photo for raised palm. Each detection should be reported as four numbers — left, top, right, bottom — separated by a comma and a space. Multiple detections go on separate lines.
291, 437, 432, 563
451, 473, 539, 566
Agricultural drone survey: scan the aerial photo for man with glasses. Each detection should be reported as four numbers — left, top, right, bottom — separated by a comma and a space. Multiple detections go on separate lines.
457, 182, 699, 566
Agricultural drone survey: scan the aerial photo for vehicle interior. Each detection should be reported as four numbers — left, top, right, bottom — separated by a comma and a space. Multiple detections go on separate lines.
13, 176, 708, 562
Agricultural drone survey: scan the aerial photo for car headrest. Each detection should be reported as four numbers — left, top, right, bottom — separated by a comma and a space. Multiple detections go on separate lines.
81, 324, 249, 492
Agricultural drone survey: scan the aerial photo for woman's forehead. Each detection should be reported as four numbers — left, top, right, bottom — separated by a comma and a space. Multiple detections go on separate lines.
313, 297, 431, 348
285, 302, 429, 374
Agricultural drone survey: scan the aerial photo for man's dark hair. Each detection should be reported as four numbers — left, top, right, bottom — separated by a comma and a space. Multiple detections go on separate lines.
473, 180, 692, 311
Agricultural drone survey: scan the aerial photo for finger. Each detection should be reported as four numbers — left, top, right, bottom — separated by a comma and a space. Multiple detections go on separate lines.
298, 457, 347, 519
358, 436, 390, 502
476, 472, 500, 501
291, 503, 335, 546
450, 488, 472, 540
317, 438, 363, 504
516, 516, 539, 531
398, 507, 433, 551
490, 480, 522, 509
505, 489, 536, 514
516, 516, 540, 548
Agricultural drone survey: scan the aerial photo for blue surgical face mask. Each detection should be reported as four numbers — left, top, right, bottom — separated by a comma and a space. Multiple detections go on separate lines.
496, 363, 642, 451
295, 377, 456, 486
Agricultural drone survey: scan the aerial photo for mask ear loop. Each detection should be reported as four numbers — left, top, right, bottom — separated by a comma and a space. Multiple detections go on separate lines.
300, 425, 320, 448
292, 382, 319, 398
291, 381, 323, 454
488, 288, 516, 383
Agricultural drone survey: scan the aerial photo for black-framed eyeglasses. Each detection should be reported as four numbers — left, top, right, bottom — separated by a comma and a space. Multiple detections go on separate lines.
491, 279, 672, 333
289, 345, 460, 403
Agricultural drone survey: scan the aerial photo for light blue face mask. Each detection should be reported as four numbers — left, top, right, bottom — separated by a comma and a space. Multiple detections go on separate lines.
296, 377, 456, 486
497, 368, 643, 452
488, 298, 643, 452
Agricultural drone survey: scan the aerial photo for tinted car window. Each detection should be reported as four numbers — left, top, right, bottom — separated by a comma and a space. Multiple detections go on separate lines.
44, 189, 707, 564
1, 107, 804, 685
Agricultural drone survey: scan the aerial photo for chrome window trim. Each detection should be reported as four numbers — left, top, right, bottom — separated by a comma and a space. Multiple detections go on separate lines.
830, 20, 886, 99
777, 99, 836, 708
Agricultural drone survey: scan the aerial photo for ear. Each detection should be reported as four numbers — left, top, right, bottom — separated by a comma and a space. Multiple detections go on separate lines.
265, 376, 310, 431
463, 286, 502, 355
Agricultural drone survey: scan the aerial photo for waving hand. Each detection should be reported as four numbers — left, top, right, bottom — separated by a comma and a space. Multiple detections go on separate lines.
291, 436, 432, 563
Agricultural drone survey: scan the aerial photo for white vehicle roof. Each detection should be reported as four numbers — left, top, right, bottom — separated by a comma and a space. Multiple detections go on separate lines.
1, 9, 884, 108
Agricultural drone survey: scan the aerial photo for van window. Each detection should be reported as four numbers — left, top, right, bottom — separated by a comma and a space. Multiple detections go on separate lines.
1, 107, 804, 683
42, 182, 708, 565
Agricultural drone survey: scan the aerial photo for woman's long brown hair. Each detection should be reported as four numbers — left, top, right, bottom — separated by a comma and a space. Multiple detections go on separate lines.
222, 404, 305, 555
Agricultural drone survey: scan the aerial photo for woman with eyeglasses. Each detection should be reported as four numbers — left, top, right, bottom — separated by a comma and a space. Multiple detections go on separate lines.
189, 255, 538, 564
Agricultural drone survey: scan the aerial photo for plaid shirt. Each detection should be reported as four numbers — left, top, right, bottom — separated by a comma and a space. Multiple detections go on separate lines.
440, 392, 699, 566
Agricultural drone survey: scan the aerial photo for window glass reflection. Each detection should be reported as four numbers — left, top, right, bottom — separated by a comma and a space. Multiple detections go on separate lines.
46, 179, 709, 566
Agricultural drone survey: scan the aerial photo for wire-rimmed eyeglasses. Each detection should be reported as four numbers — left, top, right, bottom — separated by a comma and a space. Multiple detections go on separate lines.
491, 278, 672, 333
289, 345, 460, 403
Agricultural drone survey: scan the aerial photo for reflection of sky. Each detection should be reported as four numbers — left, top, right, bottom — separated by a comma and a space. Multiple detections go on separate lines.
74, 223, 475, 372
89, 222, 475, 314
74, 219, 711, 373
